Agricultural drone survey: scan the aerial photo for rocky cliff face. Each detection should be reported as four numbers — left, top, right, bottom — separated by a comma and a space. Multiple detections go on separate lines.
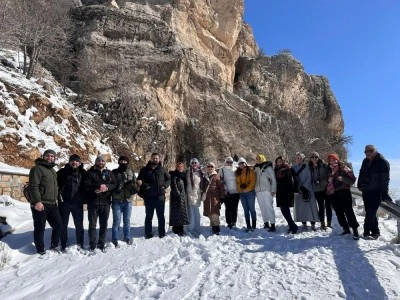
1, 0, 346, 169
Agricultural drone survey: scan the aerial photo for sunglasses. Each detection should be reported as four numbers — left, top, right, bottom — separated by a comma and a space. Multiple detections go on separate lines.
191, 162, 198, 164
364, 150, 374, 154
207, 166, 214, 168
310, 156, 319, 159
226, 161, 233, 164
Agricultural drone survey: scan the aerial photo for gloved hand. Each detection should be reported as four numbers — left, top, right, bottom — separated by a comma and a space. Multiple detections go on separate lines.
299, 186, 310, 200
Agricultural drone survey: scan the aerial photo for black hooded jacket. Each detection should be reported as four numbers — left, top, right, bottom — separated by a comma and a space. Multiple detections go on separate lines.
84, 166, 117, 206
137, 161, 171, 199
57, 163, 88, 205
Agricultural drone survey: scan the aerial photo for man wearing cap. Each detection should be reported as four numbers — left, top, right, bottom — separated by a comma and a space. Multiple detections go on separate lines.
358, 145, 391, 239
28, 149, 63, 255
111, 155, 137, 247
137, 153, 171, 239
85, 155, 117, 251
186, 158, 203, 236
218, 157, 240, 229
57, 154, 87, 251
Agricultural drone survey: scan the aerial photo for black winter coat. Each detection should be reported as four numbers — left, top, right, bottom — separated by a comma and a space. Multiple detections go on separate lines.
357, 153, 390, 197
274, 163, 294, 207
57, 164, 87, 205
84, 167, 117, 206
137, 162, 171, 200
169, 170, 190, 226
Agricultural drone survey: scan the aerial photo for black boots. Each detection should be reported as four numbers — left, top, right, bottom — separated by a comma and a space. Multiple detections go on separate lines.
251, 220, 256, 231
341, 227, 351, 235
268, 223, 276, 232
212, 226, 220, 235
263, 222, 270, 229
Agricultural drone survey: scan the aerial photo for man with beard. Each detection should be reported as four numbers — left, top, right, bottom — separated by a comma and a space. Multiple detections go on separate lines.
28, 149, 62, 255
57, 154, 87, 251
85, 156, 117, 251
137, 153, 171, 239
111, 155, 138, 247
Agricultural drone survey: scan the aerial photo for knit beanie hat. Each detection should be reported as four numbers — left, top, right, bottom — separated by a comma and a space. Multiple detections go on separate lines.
43, 149, 56, 157
225, 156, 234, 163
69, 154, 81, 163
118, 155, 130, 164
310, 151, 319, 158
238, 157, 247, 164
190, 158, 199, 164
296, 152, 305, 160
327, 153, 340, 162
95, 155, 106, 164
257, 154, 267, 163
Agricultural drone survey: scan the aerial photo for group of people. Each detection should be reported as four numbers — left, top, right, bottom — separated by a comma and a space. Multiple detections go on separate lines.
27, 145, 391, 255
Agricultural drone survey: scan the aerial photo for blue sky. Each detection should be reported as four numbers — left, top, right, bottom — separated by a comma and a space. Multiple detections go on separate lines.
244, 0, 400, 191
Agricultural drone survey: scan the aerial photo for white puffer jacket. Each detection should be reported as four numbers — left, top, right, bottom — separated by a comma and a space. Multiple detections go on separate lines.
254, 162, 277, 193
186, 168, 203, 206
218, 166, 238, 194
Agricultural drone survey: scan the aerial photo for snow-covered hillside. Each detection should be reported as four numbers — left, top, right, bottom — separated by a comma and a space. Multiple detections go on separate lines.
1, 195, 400, 299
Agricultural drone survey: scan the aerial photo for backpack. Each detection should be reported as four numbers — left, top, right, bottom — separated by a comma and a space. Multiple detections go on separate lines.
23, 182, 31, 202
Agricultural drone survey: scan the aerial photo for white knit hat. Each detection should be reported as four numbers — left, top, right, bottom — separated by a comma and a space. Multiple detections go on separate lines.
238, 157, 247, 164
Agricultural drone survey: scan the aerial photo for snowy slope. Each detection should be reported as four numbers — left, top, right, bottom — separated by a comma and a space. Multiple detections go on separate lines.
1, 195, 400, 300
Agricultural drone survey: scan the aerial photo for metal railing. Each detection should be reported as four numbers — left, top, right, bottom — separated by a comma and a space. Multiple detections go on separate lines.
351, 187, 400, 242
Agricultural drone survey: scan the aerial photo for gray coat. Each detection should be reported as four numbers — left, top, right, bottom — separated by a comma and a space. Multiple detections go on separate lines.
292, 163, 319, 222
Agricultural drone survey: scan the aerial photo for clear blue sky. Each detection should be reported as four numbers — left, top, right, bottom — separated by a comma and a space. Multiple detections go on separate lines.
244, 0, 400, 190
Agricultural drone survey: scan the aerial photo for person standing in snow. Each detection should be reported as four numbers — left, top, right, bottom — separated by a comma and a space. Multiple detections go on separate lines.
28, 149, 63, 255
357, 145, 391, 239
137, 153, 171, 239
274, 156, 298, 234
254, 153, 277, 232
201, 162, 225, 235
218, 156, 240, 229
236, 157, 257, 232
308, 151, 332, 229
85, 155, 117, 251
111, 155, 138, 247
186, 158, 203, 236
327, 153, 359, 239
57, 154, 87, 251
291, 152, 319, 230
169, 162, 190, 236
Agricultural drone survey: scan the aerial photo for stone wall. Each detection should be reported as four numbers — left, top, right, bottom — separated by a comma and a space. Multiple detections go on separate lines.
0, 171, 29, 202
0, 170, 145, 206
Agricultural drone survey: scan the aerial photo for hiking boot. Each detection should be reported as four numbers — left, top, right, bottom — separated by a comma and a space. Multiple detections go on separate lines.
363, 231, 371, 238
263, 222, 270, 229
124, 238, 133, 245
145, 234, 153, 239
311, 224, 316, 231
38, 251, 46, 256
327, 221, 332, 228
112, 240, 119, 248
251, 220, 256, 230
159, 234, 166, 239
341, 228, 351, 235
352, 228, 359, 240
268, 223, 276, 232
370, 232, 380, 240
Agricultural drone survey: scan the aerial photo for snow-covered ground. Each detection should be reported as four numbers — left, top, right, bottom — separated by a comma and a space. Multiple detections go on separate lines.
1, 195, 400, 300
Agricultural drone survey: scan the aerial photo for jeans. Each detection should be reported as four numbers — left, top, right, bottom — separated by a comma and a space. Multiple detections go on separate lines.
112, 201, 132, 241
187, 205, 201, 234
144, 197, 165, 236
240, 190, 256, 226
31, 204, 62, 253
88, 204, 110, 249
315, 191, 332, 223
59, 202, 84, 248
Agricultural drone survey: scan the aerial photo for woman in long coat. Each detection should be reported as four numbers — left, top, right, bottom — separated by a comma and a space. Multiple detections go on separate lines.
274, 156, 298, 234
169, 162, 190, 236
202, 162, 225, 235
291, 152, 319, 230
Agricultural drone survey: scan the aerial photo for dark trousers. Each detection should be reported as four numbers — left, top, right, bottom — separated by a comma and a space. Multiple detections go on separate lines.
144, 197, 165, 236
362, 190, 381, 234
59, 202, 84, 248
88, 205, 110, 249
31, 204, 62, 253
315, 191, 332, 223
280, 206, 297, 230
224, 193, 240, 226
332, 189, 359, 229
